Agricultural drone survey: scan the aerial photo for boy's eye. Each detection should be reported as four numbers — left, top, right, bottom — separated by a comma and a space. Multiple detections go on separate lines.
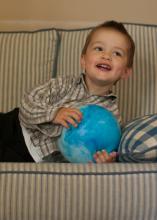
94, 47, 103, 51
113, 51, 122, 56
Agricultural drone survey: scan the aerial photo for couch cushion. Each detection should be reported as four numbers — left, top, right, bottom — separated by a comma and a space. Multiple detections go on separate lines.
56, 24, 157, 124
118, 114, 157, 162
56, 27, 91, 77
0, 162, 157, 220
0, 29, 59, 112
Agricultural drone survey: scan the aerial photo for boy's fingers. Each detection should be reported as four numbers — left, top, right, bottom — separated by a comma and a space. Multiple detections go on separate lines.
64, 116, 78, 127
71, 108, 83, 117
108, 151, 118, 162
94, 150, 118, 163
61, 108, 82, 123
94, 151, 108, 163
110, 151, 118, 158
69, 109, 82, 122
70, 112, 82, 123
60, 120, 69, 128
54, 107, 83, 127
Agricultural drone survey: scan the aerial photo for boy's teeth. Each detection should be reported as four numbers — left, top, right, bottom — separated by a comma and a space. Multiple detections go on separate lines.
97, 64, 111, 70
100, 64, 107, 68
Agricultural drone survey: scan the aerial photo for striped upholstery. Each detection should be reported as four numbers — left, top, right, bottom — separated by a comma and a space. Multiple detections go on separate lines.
56, 28, 91, 77
56, 24, 157, 124
115, 24, 157, 124
0, 162, 157, 220
1, 24, 157, 220
119, 114, 157, 162
0, 29, 58, 112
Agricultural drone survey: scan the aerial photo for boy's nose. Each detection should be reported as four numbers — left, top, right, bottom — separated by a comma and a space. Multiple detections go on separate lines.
101, 51, 112, 60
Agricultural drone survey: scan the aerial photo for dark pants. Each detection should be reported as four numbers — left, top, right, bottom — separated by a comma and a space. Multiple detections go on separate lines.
0, 108, 34, 162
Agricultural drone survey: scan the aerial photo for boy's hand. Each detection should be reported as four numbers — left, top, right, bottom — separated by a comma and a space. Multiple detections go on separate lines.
53, 107, 82, 128
93, 150, 118, 163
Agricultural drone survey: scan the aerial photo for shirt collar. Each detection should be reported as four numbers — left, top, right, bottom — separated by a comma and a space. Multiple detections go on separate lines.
75, 73, 117, 99
75, 73, 84, 84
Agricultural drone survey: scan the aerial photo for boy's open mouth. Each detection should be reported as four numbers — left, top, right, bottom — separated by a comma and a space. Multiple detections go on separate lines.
96, 64, 111, 71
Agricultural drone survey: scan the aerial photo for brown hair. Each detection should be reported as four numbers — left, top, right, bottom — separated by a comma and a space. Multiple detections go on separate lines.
81, 20, 135, 67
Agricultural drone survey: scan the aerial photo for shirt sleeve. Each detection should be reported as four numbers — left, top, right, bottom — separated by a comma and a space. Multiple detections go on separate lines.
19, 77, 66, 137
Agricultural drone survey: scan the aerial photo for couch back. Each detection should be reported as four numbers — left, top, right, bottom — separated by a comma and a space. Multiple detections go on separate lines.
0, 23, 157, 124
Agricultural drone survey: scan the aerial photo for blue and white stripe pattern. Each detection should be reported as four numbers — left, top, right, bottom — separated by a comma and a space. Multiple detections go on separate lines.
119, 114, 157, 162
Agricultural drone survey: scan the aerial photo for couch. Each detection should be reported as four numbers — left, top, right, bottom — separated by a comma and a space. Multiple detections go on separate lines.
0, 22, 157, 220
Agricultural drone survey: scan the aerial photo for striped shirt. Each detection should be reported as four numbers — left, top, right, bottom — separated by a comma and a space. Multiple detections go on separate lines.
19, 73, 121, 159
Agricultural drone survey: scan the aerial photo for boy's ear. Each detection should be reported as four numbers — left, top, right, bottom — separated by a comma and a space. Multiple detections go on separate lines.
80, 55, 85, 70
121, 67, 133, 79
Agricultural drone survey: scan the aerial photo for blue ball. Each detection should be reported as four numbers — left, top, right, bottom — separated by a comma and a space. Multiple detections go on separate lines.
58, 104, 121, 163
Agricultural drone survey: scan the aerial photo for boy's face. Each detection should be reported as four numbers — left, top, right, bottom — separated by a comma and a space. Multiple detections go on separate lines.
81, 28, 132, 93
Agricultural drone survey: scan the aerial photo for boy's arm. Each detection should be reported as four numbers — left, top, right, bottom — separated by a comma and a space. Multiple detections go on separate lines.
19, 78, 67, 137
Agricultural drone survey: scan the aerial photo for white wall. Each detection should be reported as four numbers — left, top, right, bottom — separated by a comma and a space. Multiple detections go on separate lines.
0, 0, 156, 30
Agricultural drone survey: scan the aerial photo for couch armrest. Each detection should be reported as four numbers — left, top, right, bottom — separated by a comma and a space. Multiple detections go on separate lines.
0, 162, 157, 220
